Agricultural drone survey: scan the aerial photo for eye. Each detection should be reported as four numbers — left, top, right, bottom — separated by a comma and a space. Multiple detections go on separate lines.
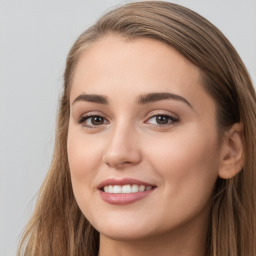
146, 114, 178, 126
78, 115, 109, 128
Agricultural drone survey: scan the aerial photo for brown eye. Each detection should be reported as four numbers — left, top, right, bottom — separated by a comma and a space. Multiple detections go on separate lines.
78, 115, 109, 128
146, 114, 178, 126
91, 116, 104, 125
155, 115, 169, 124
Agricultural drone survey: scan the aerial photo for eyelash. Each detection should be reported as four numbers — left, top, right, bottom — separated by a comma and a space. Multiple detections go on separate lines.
146, 114, 179, 127
78, 114, 109, 128
77, 113, 179, 129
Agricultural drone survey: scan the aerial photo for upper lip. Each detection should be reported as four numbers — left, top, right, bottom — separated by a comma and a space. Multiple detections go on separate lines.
97, 178, 156, 189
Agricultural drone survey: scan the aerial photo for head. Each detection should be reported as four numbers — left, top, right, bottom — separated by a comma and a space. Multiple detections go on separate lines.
19, 1, 256, 256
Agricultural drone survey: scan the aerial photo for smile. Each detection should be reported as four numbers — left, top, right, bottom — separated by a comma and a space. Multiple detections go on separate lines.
98, 178, 156, 205
103, 184, 153, 193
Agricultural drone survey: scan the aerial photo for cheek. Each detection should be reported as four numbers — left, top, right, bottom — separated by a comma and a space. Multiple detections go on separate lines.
67, 127, 106, 219
67, 127, 106, 216
67, 128, 102, 180
144, 127, 220, 208
147, 127, 219, 170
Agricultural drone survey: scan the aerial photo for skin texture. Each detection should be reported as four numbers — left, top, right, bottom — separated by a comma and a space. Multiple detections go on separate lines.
67, 35, 229, 256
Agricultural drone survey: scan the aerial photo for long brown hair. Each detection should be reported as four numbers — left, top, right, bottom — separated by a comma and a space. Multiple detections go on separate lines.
18, 1, 256, 255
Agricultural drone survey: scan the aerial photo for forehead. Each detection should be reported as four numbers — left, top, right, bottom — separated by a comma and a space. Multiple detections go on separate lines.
72, 36, 200, 90
70, 35, 215, 114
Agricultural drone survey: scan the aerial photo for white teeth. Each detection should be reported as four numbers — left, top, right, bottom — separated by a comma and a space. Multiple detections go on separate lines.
122, 185, 132, 193
113, 185, 122, 193
108, 185, 113, 193
103, 184, 153, 193
131, 184, 139, 192
139, 185, 145, 192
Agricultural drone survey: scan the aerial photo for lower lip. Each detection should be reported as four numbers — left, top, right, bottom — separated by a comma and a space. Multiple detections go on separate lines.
99, 189, 155, 205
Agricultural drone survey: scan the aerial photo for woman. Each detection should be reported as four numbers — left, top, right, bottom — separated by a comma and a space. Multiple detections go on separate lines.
18, 1, 256, 255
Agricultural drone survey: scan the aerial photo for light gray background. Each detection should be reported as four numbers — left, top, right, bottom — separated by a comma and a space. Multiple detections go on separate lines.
0, 0, 255, 255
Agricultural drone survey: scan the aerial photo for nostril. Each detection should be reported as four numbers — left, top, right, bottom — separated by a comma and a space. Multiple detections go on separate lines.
102, 134, 142, 168
103, 153, 133, 168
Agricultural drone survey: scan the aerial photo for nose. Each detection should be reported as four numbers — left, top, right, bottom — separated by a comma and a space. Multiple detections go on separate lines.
102, 123, 142, 169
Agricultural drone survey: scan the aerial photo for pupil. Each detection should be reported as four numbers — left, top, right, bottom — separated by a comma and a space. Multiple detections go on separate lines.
156, 115, 168, 124
92, 116, 103, 125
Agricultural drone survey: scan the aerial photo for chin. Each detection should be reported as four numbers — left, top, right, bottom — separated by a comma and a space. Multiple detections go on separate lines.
92, 216, 155, 241
100, 228, 152, 242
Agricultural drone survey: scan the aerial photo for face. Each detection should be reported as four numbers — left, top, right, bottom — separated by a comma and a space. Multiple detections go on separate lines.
67, 35, 221, 241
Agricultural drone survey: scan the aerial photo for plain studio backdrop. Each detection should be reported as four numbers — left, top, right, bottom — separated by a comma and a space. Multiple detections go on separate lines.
0, 0, 255, 255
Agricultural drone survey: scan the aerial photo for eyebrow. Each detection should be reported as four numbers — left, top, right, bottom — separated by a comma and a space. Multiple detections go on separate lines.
72, 93, 108, 105
137, 92, 193, 108
72, 92, 192, 109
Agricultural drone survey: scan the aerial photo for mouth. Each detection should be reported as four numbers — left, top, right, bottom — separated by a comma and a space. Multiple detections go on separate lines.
97, 178, 156, 205
101, 184, 154, 193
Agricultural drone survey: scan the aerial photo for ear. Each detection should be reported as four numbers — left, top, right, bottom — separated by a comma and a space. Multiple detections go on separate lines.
218, 123, 244, 179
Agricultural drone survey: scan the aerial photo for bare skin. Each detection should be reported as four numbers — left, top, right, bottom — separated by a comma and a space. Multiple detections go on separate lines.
67, 35, 243, 256
98, 208, 210, 256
